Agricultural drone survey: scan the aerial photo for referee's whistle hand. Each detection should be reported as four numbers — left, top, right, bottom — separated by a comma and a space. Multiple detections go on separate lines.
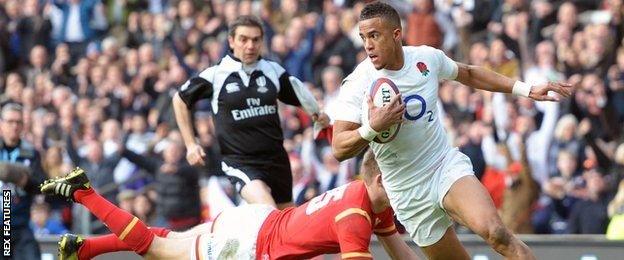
186, 143, 207, 166
367, 94, 405, 132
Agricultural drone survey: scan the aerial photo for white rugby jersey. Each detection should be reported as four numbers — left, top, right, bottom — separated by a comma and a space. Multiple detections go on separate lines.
335, 46, 458, 190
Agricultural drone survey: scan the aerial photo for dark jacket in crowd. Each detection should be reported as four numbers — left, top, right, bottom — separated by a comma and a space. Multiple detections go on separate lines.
0, 139, 45, 260
66, 137, 121, 204
567, 196, 610, 234
0, 140, 45, 228
121, 149, 201, 227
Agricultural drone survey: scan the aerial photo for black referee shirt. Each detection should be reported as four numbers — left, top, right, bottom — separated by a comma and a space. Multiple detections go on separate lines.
178, 54, 302, 158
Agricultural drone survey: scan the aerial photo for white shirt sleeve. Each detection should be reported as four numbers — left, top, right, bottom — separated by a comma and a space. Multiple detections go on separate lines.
333, 76, 365, 124
435, 48, 458, 80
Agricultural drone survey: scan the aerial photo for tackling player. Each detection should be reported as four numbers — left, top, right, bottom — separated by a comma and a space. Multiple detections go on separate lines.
41, 150, 418, 260
331, 2, 572, 260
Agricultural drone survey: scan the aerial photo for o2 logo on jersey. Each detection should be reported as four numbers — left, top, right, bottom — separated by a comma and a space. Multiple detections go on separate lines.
305, 184, 348, 215
403, 94, 434, 122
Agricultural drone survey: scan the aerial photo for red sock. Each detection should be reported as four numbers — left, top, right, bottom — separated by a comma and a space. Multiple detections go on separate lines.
74, 189, 155, 254
76, 227, 171, 259
78, 234, 130, 259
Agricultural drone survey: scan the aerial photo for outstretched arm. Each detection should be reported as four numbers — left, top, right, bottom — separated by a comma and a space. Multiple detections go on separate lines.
65, 135, 83, 166
454, 62, 573, 101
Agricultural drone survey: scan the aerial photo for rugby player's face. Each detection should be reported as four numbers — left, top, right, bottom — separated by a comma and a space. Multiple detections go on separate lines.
229, 26, 263, 64
359, 17, 399, 70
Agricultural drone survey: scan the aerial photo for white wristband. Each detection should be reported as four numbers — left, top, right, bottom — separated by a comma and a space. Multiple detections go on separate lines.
512, 81, 532, 97
357, 123, 379, 142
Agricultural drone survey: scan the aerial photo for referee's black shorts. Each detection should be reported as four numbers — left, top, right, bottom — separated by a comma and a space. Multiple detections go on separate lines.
221, 152, 293, 204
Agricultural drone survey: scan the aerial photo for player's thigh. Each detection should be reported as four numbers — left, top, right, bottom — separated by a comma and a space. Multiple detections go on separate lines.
387, 180, 452, 247
442, 175, 503, 235
144, 236, 192, 260
211, 204, 275, 237
421, 226, 470, 260
240, 179, 276, 204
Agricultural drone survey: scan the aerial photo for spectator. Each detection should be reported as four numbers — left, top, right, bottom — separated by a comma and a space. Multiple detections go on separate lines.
312, 13, 356, 84
0, 72, 25, 106
15, 0, 52, 61
53, 0, 107, 64
557, 2, 580, 32
500, 134, 539, 234
536, 150, 583, 233
572, 75, 622, 163
23, 45, 50, 88
607, 179, 624, 239
133, 192, 156, 225
42, 145, 71, 179
113, 113, 154, 188
0, 103, 46, 260
320, 66, 344, 122
66, 134, 121, 205
567, 170, 611, 234
485, 38, 520, 79
607, 47, 624, 122
50, 43, 73, 87
459, 121, 487, 180
548, 114, 581, 176
116, 189, 136, 213
29, 202, 69, 236
405, 0, 442, 49
282, 15, 317, 82
120, 138, 201, 231
524, 41, 564, 85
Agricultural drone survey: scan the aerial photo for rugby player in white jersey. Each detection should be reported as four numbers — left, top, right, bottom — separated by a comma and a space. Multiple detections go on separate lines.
332, 2, 572, 260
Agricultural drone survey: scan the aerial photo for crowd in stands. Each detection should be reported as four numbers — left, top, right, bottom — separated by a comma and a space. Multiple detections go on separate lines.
0, 0, 623, 242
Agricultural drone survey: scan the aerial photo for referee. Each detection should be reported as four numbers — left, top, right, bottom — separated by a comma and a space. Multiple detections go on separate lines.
172, 15, 329, 209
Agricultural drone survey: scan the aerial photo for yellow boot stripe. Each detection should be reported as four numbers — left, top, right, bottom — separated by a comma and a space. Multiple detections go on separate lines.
119, 217, 139, 241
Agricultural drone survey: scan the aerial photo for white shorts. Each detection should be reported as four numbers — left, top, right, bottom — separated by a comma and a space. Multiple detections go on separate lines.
386, 148, 474, 247
190, 204, 275, 260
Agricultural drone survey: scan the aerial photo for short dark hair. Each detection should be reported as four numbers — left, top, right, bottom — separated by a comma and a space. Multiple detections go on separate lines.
228, 15, 264, 37
359, 1, 401, 29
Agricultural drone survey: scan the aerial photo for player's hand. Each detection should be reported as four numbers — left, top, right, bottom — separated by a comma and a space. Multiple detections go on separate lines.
312, 112, 330, 128
367, 94, 405, 131
529, 82, 573, 101
186, 143, 206, 166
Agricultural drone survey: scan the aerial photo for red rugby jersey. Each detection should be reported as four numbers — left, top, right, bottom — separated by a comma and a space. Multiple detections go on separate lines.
255, 180, 397, 260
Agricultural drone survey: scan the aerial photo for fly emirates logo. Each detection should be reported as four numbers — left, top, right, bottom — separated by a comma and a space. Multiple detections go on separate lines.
231, 98, 277, 121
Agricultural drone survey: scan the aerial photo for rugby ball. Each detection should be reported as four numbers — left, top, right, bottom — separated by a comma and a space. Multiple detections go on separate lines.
367, 77, 401, 143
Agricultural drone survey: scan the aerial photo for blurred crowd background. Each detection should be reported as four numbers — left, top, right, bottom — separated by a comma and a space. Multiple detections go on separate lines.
0, 0, 623, 241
